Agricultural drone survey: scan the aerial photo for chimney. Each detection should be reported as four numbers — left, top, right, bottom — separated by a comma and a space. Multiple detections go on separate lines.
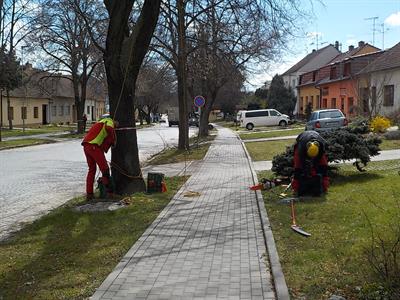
358, 41, 365, 47
334, 41, 339, 50
348, 45, 355, 51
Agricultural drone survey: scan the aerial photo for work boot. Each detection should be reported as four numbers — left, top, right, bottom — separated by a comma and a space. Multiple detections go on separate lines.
86, 193, 94, 201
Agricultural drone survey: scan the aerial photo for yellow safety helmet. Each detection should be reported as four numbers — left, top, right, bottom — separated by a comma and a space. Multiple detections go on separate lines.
306, 141, 319, 158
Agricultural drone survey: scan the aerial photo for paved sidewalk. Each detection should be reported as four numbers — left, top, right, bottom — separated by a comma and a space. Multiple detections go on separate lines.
142, 161, 199, 177
242, 136, 297, 143
92, 127, 284, 299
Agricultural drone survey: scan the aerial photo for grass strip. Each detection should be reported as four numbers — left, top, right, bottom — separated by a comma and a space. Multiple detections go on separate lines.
380, 138, 400, 150
57, 133, 86, 139
259, 160, 400, 299
1, 126, 75, 137
245, 139, 295, 161
0, 138, 55, 150
0, 176, 187, 299
239, 128, 304, 140
149, 135, 215, 165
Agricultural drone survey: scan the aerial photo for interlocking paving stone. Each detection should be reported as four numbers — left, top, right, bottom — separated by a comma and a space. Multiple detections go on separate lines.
91, 127, 275, 299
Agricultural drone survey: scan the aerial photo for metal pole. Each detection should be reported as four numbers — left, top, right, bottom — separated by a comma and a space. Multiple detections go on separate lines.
196, 106, 201, 148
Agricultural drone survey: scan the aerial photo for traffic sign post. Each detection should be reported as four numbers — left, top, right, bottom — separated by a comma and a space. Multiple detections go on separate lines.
194, 96, 205, 148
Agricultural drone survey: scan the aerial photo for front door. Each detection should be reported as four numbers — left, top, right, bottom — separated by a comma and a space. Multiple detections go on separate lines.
42, 105, 48, 124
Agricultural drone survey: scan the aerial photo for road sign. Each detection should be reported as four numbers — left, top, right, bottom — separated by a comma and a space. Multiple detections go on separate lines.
194, 95, 205, 108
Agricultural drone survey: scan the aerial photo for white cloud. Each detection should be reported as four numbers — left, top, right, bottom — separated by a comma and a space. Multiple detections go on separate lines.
385, 11, 400, 27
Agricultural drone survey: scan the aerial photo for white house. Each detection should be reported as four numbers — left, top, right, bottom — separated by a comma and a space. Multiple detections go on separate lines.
358, 42, 400, 116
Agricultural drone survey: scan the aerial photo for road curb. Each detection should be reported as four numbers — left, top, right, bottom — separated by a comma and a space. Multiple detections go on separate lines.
240, 138, 290, 300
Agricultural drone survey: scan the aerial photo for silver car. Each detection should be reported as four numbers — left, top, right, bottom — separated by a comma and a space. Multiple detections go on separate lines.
305, 109, 348, 131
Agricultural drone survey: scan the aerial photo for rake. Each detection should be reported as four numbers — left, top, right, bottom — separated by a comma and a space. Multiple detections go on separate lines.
290, 198, 311, 237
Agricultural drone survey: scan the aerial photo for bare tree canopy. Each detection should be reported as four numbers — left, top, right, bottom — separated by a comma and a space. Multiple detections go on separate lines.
29, 0, 105, 133
153, 0, 308, 140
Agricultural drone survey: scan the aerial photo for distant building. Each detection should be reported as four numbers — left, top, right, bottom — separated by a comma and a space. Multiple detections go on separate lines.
0, 64, 106, 126
297, 41, 381, 117
358, 42, 400, 116
282, 44, 341, 97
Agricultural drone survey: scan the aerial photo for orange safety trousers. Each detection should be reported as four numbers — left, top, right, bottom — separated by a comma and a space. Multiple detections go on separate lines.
83, 143, 110, 194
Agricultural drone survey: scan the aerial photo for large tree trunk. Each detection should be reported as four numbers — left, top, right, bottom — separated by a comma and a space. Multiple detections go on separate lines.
177, 0, 189, 150
103, 0, 161, 194
199, 93, 213, 137
73, 79, 86, 134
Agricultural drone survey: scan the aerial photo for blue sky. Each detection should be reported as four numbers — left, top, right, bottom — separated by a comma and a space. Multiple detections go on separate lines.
248, 0, 400, 89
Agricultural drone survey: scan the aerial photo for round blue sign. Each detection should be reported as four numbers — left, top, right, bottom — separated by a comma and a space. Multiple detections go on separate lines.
194, 95, 205, 107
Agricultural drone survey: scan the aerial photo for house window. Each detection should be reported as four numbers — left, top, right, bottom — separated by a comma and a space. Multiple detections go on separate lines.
341, 98, 345, 110
8, 107, 14, 120
52, 105, 57, 116
322, 87, 329, 96
21, 107, 27, 119
65, 105, 70, 116
371, 86, 377, 109
360, 88, 369, 113
331, 98, 336, 108
323, 98, 327, 108
348, 97, 354, 114
330, 67, 337, 79
292, 79, 296, 87
343, 63, 351, 76
383, 85, 394, 106
312, 71, 317, 82
58, 105, 64, 116
34, 107, 39, 118
340, 88, 346, 96
87, 106, 90, 114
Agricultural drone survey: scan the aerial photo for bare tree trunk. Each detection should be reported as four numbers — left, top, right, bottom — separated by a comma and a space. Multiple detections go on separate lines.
199, 91, 216, 137
6, 89, 12, 129
72, 79, 85, 133
177, 0, 189, 150
104, 0, 161, 194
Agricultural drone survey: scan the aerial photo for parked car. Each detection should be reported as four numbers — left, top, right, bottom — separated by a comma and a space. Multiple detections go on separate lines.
305, 109, 348, 131
189, 116, 199, 127
160, 114, 167, 123
240, 109, 290, 130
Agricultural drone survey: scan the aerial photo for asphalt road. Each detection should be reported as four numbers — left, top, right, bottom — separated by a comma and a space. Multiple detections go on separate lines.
0, 123, 196, 240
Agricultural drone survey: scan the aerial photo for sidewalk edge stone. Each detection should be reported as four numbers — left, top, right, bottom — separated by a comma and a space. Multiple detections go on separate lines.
241, 139, 290, 300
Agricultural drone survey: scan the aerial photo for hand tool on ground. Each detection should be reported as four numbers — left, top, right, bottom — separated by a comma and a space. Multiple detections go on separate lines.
290, 198, 311, 237
279, 183, 292, 198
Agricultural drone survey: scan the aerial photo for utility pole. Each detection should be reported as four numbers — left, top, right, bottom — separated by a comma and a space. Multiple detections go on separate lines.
379, 23, 389, 49
365, 16, 379, 46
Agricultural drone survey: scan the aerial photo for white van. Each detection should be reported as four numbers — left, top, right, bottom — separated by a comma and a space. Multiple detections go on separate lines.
240, 109, 290, 130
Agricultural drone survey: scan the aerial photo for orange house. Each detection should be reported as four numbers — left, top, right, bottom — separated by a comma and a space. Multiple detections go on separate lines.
298, 42, 382, 117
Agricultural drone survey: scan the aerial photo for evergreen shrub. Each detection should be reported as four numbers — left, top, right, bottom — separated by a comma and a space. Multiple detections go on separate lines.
271, 128, 382, 176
